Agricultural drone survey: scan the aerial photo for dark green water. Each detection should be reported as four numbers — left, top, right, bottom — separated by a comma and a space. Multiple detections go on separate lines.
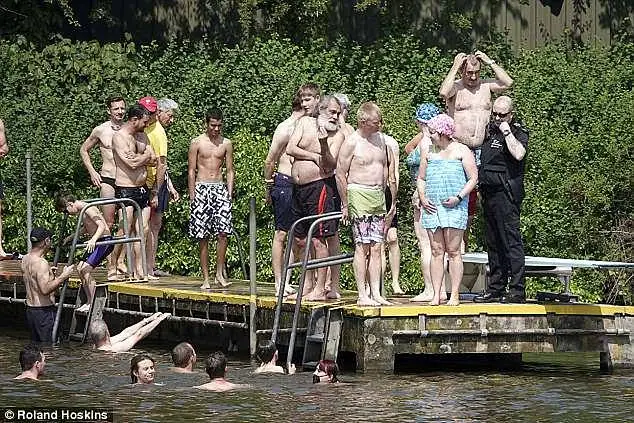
1, 331, 633, 422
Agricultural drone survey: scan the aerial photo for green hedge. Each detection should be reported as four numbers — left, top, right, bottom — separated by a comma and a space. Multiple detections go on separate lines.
0, 36, 631, 301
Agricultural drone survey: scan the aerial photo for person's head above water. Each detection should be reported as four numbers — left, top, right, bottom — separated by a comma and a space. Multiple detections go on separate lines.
256, 340, 278, 365
312, 359, 339, 384
205, 351, 227, 380
130, 354, 155, 384
16, 344, 45, 380
89, 320, 110, 347
171, 342, 196, 371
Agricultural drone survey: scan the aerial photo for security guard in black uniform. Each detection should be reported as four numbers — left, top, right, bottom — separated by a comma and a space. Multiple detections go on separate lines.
474, 96, 528, 304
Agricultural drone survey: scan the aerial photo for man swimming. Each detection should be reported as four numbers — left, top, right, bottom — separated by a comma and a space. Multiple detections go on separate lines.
14, 344, 46, 381
89, 312, 170, 353
194, 351, 249, 391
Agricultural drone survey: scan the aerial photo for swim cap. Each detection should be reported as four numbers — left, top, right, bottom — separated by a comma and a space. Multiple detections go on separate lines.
415, 103, 441, 123
427, 113, 455, 137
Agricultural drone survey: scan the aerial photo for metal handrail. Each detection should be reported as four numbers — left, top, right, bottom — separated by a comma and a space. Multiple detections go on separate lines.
271, 212, 341, 343
52, 197, 148, 343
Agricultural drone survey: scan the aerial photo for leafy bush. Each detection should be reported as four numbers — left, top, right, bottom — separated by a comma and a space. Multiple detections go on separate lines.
0, 36, 631, 301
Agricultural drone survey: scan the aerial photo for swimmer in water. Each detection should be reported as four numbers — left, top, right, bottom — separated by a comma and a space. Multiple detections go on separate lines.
254, 340, 296, 374
89, 312, 170, 353
14, 344, 46, 381
170, 342, 197, 373
194, 351, 249, 391
130, 354, 156, 384
312, 359, 339, 384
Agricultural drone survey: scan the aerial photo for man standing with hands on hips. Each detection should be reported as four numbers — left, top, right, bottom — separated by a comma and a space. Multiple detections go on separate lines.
474, 96, 528, 304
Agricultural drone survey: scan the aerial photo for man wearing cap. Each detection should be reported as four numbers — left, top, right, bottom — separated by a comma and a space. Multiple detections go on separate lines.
140, 97, 179, 279
111, 104, 155, 280
21, 228, 75, 343
80, 96, 126, 279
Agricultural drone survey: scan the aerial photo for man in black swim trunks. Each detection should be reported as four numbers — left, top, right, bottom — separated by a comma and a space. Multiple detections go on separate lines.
80, 95, 126, 279
21, 228, 75, 343
111, 104, 155, 280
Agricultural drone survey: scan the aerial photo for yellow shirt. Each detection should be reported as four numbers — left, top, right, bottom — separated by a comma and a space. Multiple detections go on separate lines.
144, 121, 168, 188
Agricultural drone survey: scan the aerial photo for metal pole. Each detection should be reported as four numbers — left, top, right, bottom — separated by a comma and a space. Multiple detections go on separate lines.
249, 197, 257, 357
25, 150, 32, 251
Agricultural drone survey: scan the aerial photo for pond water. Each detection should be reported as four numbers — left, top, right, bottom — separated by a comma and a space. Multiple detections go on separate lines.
1, 330, 633, 422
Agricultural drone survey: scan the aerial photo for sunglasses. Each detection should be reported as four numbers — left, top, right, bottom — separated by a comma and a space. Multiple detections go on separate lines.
492, 111, 511, 118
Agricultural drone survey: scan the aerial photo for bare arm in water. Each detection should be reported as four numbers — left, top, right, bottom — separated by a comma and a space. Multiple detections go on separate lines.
109, 312, 171, 353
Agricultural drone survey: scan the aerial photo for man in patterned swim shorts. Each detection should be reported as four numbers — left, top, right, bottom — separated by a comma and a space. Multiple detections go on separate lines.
187, 108, 234, 289
336, 102, 396, 306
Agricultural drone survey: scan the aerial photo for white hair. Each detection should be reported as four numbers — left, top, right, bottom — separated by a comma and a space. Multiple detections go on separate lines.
157, 98, 179, 112
332, 93, 350, 110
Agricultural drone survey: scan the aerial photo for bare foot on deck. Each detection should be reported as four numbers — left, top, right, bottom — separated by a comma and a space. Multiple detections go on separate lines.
371, 295, 392, 306
215, 276, 232, 288
429, 297, 441, 306
357, 297, 381, 307
326, 290, 341, 300
410, 290, 434, 302
446, 296, 460, 306
304, 290, 328, 301
76, 304, 90, 313
200, 279, 212, 290
391, 282, 404, 295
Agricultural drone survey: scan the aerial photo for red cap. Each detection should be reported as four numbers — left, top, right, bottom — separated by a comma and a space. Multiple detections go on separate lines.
138, 96, 157, 113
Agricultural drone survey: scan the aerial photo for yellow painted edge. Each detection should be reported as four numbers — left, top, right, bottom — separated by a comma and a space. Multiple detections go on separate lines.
378, 303, 631, 317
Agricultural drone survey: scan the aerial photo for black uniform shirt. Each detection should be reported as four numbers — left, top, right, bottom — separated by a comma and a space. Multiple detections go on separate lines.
479, 121, 529, 187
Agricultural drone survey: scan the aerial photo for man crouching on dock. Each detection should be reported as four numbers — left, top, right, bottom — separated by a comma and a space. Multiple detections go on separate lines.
22, 227, 75, 344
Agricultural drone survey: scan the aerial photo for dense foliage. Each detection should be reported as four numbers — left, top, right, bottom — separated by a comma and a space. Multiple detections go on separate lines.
0, 35, 631, 302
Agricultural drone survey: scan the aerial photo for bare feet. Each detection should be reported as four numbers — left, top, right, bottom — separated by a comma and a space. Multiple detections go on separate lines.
215, 275, 232, 288
391, 282, 404, 295
371, 295, 392, 305
357, 297, 381, 307
326, 290, 341, 300
429, 297, 441, 306
147, 275, 159, 281
410, 291, 434, 302
200, 279, 212, 290
304, 290, 328, 301
446, 296, 460, 306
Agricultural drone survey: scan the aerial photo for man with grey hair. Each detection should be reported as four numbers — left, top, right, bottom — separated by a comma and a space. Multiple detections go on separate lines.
332, 93, 354, 138
146, 98, 180, 278
90, 312, 170, 353
286, 95, 345, 301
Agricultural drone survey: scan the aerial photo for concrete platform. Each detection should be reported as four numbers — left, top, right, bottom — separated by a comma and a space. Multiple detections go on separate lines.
1, 260, 633, 372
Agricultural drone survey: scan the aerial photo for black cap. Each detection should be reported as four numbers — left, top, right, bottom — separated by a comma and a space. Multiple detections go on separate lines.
30, 227, 53, 243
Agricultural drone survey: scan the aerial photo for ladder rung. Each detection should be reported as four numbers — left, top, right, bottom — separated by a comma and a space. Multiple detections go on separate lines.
302, 361, 319, 369
306, 335, 324, 343
69, 333, 84, 341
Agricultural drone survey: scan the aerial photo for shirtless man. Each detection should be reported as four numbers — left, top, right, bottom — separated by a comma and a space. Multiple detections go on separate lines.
194, 351, 248, 391
111, 104, 155, 280
381, 130, 403, 294
188, 108, 234, 289
286, 95, 345, 301
55, 194, 111, 312
439, 51, 513, 246
89, 312, 170, 353
14, 344, 45, 380
263, 89, 317, 296
0, 118, 10, 259
21, 227, 75, 343
336, 102, 396, 306
170, 342, 197, 373
80, 96, 126, 278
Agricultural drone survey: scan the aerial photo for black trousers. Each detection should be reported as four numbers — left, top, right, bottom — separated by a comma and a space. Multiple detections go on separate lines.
482, 187, 525, 297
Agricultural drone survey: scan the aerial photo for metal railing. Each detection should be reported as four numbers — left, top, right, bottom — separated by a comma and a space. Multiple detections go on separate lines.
51, 197, 148, 343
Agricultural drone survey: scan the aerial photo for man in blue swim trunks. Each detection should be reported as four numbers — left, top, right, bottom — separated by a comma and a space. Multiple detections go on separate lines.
264, 85, 319, 296
56, 194, 112, 312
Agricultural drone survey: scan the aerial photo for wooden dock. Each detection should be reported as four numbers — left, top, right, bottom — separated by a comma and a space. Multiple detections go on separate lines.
1, 260, 633, 372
